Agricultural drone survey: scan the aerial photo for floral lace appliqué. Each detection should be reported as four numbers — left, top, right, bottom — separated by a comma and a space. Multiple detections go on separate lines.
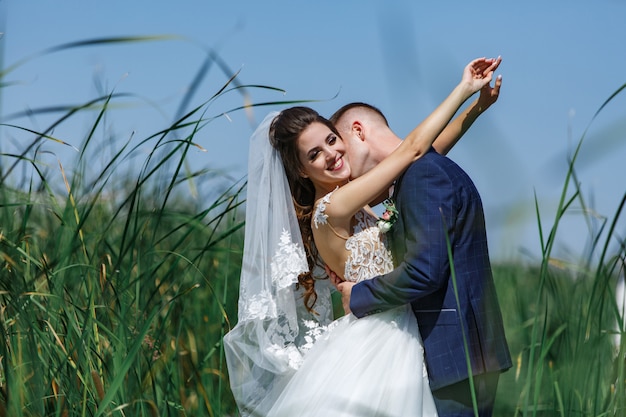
344, 210, 394, 283
300, 318, 340, 353
242, 290, 277, 320
237, 227, 336, 372
271, 229, 308, 290
265, 343, 305, 370
313, 187, 338, 229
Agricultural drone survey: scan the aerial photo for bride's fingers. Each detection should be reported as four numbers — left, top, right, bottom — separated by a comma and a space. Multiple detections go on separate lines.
471, 62, 494, 78
492, 56, 502, 70
482, 63, 498, 77
466, 56, 501, 83
481, 56, 502, 77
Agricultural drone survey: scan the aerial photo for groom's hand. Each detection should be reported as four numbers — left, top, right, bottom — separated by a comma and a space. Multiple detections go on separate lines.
324, 264, 343, 290
337, 282, 356, 314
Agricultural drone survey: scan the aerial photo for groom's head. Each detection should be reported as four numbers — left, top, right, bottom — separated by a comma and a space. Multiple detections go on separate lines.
330, 102, 402, 179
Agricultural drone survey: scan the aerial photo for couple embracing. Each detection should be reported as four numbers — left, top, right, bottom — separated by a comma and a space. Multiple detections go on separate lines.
224, 56, 512, 417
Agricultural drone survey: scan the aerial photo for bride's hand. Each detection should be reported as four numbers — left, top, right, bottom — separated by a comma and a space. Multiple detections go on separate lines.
462, 56, 501, 94
477, 72, 502, 113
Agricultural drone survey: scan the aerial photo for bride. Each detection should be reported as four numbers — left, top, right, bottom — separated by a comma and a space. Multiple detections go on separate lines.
223, 57, 500, 416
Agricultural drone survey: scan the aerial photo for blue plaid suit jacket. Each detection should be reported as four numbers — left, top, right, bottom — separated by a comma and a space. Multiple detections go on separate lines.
351, 147, 512, 390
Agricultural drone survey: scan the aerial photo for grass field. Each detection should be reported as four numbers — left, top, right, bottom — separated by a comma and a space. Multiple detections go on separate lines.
1, 37, 625, 416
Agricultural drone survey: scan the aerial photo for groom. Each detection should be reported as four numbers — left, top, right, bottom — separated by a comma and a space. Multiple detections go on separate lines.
329, 65, 511, 416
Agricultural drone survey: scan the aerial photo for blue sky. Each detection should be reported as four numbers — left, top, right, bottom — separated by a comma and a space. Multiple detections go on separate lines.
2, 0, 625, 262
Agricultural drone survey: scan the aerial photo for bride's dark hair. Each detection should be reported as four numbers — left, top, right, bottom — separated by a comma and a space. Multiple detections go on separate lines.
269, 107, 340, 312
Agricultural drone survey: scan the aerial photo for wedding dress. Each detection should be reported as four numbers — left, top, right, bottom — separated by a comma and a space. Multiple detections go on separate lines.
265, 191, 438, 417
223, 112, 437, 417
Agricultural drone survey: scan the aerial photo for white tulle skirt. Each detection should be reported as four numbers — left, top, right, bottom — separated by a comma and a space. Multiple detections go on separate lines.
266, 304, 438, 417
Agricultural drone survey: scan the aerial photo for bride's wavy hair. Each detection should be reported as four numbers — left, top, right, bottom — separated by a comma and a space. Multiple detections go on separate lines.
269, 107, 340, 312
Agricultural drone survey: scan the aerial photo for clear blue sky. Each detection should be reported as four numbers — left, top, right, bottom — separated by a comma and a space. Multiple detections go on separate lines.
2, 0, 625, 262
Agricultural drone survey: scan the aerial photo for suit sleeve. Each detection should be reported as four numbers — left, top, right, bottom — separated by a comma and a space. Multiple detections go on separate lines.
350, 159, 455, 317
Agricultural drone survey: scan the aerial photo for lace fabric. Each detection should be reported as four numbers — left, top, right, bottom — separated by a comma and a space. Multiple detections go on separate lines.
313, 189, 394, 282
344, 210, 394, 282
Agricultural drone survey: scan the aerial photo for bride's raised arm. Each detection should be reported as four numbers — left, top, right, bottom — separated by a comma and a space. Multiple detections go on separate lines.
433, 56, 502, 155
324, 57, 500, 220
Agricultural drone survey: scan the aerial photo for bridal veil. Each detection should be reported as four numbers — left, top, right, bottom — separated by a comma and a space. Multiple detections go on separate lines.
223, 112, 333, 416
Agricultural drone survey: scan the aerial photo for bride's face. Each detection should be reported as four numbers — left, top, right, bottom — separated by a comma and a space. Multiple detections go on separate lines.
297, 121, 351, 190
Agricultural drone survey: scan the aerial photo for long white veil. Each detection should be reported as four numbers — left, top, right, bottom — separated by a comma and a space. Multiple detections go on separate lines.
223, 112, 333, 416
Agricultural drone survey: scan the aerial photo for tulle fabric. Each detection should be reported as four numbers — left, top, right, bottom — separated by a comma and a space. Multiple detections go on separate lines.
267, 305, 438, 417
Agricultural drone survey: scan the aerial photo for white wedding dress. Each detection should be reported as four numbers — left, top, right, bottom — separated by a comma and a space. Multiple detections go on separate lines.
265, 194, 438, 417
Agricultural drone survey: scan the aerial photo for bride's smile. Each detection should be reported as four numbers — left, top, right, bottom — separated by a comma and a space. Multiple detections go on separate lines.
328, 155, 344, 171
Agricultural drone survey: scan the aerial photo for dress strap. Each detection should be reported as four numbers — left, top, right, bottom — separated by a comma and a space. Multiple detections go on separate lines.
313, 188, 350, 241
324, 219, 350, 241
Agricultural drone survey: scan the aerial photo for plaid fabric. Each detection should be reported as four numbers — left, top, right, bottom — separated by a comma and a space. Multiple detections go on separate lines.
351, 148, 512, 390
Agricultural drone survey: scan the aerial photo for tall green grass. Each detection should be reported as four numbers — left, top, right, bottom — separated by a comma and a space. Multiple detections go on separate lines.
1, 36, 625, 416
493, 83, 626, 416
0, 36, 291, 417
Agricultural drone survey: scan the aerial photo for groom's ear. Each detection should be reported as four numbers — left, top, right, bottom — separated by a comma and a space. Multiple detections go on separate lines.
352, 121, 365, 141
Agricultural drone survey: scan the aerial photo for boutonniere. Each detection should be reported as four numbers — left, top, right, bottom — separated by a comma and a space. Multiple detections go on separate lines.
377, 199, 398, 233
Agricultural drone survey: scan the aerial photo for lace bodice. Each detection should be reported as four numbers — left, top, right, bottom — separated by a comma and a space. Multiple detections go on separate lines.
314, 190, 394, 283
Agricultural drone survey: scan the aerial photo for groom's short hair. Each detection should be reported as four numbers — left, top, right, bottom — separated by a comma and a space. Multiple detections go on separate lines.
329, 102, 389, 128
